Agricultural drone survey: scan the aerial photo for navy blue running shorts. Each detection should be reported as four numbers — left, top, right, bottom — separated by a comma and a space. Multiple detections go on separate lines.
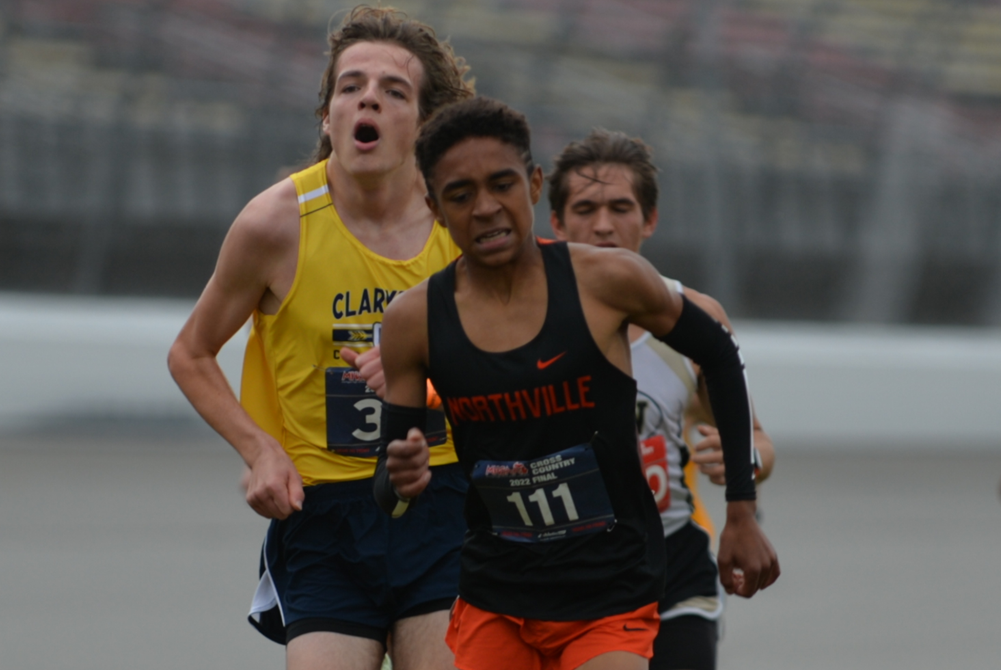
660, 520, 721, 612
651, 521, 723, 670
651, 615, 718, 670
248, 463, 467, 646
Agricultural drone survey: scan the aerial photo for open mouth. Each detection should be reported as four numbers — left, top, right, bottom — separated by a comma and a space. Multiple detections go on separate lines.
354, 123, 379, 144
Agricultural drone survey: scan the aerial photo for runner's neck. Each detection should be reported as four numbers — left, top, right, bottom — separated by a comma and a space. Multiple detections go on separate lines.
456, 239, 544, 305
327, 159, 434, 259
327, 157, 427, 229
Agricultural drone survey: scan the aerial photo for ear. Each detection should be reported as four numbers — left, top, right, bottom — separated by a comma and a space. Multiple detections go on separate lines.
549, 211, 569, 241
529, 165, 544, 205
640, 207, 658, 241
321, 109, 331, 137
425, 194, 445, 226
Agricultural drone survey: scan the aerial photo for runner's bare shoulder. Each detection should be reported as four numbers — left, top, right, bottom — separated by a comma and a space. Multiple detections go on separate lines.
680, 285, 730, 328
213, 178, 301, 292
381, 279, 432, 366
383, 279, 430, 327
229, 177, 300, 252
566, 242, 667, 313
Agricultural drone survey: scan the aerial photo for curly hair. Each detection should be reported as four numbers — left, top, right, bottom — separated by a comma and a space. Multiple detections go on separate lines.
547, 129, 659, 222
415, 97, 533, 197
313, 5, 475, 162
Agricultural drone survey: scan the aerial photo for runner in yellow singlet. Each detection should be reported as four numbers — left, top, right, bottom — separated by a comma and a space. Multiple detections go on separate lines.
168, 7, 473, 670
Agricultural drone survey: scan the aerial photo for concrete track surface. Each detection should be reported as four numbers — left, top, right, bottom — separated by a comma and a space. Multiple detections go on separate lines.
1, 427, 999, 670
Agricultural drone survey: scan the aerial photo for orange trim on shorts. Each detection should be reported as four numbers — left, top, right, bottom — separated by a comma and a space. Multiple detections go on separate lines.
446, 598, 659, 670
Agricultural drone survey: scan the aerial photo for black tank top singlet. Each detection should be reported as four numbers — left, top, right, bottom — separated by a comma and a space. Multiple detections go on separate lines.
427, 241, 666, 620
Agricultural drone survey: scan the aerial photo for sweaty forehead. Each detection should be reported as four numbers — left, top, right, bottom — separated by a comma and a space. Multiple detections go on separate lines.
567, 164, 638, 203
335, 40, 424, 86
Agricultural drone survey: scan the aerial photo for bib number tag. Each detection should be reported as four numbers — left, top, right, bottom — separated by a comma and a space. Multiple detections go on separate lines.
326, 368, 381, 457
640, 435, 671, 512
325, 368, 448, 458
470, 444, 615, 543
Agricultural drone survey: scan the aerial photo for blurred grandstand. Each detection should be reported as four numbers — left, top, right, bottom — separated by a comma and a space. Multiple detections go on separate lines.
2, 0, 1000, 324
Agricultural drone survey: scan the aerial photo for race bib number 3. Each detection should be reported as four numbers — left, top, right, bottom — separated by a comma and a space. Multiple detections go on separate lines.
470, 444, 616, 543
325, 368, 449, 458
326, 368, 382, 457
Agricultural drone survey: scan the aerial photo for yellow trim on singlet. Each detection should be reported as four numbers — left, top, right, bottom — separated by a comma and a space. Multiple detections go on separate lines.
684, 459, 717, 541
239, 160, 461, 485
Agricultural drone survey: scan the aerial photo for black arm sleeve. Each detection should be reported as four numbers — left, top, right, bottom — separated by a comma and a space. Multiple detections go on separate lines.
657, 294, 756, 502
373, 403, 428, 517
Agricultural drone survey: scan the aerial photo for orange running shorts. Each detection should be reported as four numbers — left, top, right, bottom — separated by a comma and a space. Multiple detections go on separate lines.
445, 597, 660, 670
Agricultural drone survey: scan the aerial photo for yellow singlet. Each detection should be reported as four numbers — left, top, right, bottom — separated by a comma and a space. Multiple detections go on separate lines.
240, 160, 461, 485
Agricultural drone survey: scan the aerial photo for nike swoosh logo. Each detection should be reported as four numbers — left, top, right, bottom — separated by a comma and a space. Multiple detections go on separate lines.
537, 352, 566, 369
622, 624, 647, 632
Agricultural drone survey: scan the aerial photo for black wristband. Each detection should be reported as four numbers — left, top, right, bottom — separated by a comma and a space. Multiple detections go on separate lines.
658, 295, 756, 501
373, 403, 428, 517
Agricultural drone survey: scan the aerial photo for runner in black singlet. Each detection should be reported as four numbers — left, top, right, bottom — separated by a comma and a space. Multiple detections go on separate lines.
373, 98, 779, 670
427, 240, 666, 621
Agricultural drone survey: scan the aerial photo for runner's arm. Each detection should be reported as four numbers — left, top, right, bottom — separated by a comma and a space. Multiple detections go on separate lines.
591, 249, 779, 597
612, 260, 756, 502
167, 179, 304, 520
690, 423, 775, 485
683, 288, 775, 484
373, 285, 433, 515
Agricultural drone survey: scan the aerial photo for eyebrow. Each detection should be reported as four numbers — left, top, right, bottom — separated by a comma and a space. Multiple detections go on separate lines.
442, 168, 521, 195
571, 196, 637, 208
336, 70, 414, 90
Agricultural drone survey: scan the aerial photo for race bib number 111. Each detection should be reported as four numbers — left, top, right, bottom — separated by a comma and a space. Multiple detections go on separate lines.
471, 444, 616, 543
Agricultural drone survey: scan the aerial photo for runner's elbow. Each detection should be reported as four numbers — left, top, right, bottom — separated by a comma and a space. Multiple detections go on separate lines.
166, 339, 186, 379
167, 337, 206, 385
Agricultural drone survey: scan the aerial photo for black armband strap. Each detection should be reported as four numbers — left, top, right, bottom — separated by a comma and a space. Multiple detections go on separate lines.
373, 403, 428, 517
658, 295, 756, 501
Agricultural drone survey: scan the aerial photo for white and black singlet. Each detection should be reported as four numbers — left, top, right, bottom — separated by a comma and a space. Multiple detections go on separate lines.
633, 304, 724, 621
426, 241, 666, 621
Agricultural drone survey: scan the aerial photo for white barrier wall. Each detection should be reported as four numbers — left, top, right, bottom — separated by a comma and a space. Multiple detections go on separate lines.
0, 294, 245, 431
1, 294, 999, 450
734, 323, 1001, 449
